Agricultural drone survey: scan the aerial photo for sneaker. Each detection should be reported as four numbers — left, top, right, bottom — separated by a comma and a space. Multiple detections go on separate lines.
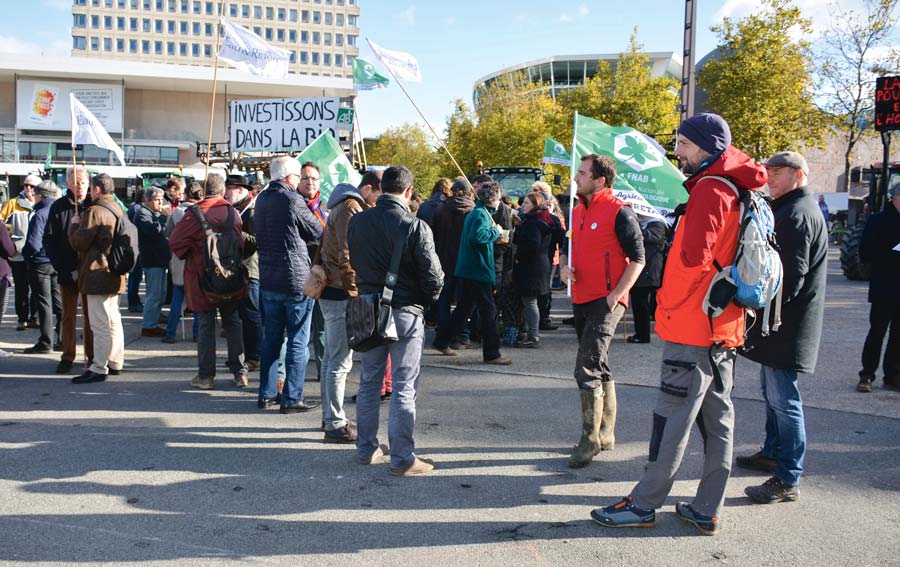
72, 370, 107, 384
190, 375, 214, 390
15, 322, 27, 331
0, 349, 13, 358
590, 496, 656, 528
675, 502, 719, 535
484, 355, 512, 365
323, 425, 357, 444
735, 451, 777, 474
744, 476, 799, 504
23, 343, 52, 354
514, 338, 540, 349
390, 457, 435, 476
357, 444, 389, 465
857, 376, 874, 393
161, 336, 178, 344
232, 372, 249, 388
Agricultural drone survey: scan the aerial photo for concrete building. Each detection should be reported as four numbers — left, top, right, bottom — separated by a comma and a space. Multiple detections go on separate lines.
473, 53, 682, 108
71, 0, 359, 79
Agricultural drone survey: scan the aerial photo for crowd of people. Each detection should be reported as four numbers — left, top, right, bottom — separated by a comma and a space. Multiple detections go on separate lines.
1, 112, 898, 532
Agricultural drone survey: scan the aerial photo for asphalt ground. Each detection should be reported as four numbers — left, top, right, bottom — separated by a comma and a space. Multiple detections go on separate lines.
0, 248, 898, 566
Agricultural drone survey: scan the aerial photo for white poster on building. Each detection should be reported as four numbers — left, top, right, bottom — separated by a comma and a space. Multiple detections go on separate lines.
230, 97, 340, 153
16, 79, 124, 132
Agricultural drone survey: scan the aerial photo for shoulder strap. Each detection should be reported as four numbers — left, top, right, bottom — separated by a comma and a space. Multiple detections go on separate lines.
381, 217, 415, 305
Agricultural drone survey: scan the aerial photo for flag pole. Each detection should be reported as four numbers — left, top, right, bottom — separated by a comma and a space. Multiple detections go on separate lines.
204, 0, 228, 192
354, 109, 368, 169
71, 144, 78, 215
367, 43, 468, 181
566, 113, 579, 298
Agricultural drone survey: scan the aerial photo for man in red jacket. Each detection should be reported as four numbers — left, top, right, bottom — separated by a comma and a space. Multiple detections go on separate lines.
591, 113, 767, 535
560, 154, 644, 469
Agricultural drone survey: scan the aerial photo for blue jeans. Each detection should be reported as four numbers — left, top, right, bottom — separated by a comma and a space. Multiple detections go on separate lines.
166, 285, 198, 340
760, 365, 806, 486
141, 266, 167, 329
238, 278, 262, 362
127, 256, 143, 308
259, 290, 314, 405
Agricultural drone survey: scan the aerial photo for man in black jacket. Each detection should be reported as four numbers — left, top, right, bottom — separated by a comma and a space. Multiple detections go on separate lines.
348, 165, 443, 476
737, 152, 828, 504
857, 181, 900, 393
135, 187, 170, 337
43, 166, 93, 374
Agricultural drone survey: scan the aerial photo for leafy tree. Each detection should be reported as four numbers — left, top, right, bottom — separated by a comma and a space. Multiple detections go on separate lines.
365, 123, 442, 197
441, 99, 479, 178
697, 0, 827, 160
817, 0, 900, 191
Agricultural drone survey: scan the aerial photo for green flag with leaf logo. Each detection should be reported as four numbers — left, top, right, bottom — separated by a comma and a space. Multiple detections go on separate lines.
352, 57, 390, 91
542, 137, 571, 166
571, 113, 687, 219
44, 143, 53, 169
296, 132, 361, 202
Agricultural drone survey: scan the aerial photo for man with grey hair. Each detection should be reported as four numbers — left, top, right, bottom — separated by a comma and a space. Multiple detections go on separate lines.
432, 181, 510, 365
169, 174, 248, 390
23, 181, 61, 356
43, 166, 93, 374
135, 186, 170, 337
254, 156, 323, 413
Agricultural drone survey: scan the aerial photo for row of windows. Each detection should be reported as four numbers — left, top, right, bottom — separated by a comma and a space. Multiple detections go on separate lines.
18, 142, 179, 166
75, 12, 357, 30
74, 0, 357, 12
73, 35, 352, 67
74, 16, 356, 46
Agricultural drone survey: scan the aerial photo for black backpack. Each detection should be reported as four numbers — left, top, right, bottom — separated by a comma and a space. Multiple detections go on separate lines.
96, 203, 138, 276
191, 204, 247, 304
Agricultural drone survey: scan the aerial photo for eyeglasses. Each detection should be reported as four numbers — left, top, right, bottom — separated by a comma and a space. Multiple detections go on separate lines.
300, 176, 320, 183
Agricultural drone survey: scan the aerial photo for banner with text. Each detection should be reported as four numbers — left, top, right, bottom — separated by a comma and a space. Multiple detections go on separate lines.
16, 79, 123, 132
230, 97, 340, 153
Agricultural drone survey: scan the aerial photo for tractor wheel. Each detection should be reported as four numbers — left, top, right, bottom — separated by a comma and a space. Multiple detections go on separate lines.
840, 223, 871, 281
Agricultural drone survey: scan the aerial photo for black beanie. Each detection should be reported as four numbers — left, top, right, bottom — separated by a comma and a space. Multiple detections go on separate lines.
677, 113, 731, 154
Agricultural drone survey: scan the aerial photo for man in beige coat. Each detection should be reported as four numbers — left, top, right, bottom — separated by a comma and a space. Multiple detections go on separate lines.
68, 173, 126, 384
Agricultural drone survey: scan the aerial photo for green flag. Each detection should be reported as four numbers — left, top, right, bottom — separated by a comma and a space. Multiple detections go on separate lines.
542, 137, 571, 166
352, 57, 390, 91
571, 113, 687, 219
296, 132, 361, 202
44, 143, 52, 169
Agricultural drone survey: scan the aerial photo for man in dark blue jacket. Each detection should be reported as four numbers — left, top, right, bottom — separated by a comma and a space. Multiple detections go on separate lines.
135, 187, 170, 337
857, 182, 900, 392
254, 157, 323, 413
23, 181, 61, 355
737, 152, 828, 504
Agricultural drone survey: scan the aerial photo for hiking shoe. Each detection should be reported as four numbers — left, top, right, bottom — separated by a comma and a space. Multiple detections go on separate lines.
484, 355, 512, 365
735, 451, 777, 474
675, 502, 719, 535
324, 425, 357, 444
857, 375, 874, 393
233, 372, 249, 388
190, 375, 214, 390
591, 496, 656, 528
745, 476, 799, 504
390, 457, 435, 476
357, 444, 389, 465
432, 344, 457, 356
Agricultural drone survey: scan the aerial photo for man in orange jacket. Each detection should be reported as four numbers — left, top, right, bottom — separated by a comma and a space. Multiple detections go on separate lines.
591, 113, 767, 535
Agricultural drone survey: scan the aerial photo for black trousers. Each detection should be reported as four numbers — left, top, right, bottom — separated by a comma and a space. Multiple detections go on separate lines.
860, 300, 900, 379
10, 261, 32, 324
28, 262, 60, 348
434, 277, 500, 361
629, 286, 656, 341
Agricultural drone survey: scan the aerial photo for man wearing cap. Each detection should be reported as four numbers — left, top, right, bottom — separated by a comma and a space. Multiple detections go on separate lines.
225, 175, 260, 375
856, 181, 900, 393
736, 151, 828, 504
592, 113, 767, 535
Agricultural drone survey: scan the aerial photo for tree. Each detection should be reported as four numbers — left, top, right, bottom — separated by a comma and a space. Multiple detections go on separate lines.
557, 30, 681, 146
365, 123, 442, 197
697, 0, 827, 160
817, 0, 900, 192
441, 99, 478, 178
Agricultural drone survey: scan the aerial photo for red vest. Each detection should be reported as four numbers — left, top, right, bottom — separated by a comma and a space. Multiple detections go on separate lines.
570, 189, 629, 306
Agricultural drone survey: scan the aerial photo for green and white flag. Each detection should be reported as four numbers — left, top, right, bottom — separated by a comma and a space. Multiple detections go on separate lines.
295, 132, 361, 202
542, 137, 571, 166
352, 57, 390, 91
571, 113, 687, 219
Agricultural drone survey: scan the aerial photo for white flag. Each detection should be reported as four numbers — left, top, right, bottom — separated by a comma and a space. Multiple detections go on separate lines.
219, 17, 290, 79
70, 93, 125, 166
366, 39, 422, 83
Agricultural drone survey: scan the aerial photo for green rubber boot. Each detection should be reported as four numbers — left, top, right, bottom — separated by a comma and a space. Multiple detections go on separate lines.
599, 381, 617, 450
569, 388, 603, 468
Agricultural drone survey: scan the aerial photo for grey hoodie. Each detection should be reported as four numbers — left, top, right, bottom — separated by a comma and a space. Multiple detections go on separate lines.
6, 195, 34, 261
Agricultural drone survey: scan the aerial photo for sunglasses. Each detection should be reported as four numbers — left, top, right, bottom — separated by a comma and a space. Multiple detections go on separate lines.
23, 184, 36, 189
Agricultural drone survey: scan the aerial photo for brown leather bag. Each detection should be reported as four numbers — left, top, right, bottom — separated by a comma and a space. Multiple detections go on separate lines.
302, 245, 327, 299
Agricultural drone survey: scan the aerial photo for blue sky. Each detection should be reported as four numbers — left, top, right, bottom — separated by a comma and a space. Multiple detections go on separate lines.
0, 0, 869, 138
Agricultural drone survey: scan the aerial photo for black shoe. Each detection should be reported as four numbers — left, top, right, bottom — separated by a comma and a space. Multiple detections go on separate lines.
323, 424, 357, 444
539, 320, 558, 331
16, 321, 27, 331
626, 335, 650, 344
257, 395, 281, 409
280, 400, 320, 413
23, 343, 52, 354
108, 367, 122, 376
735, 451, 778, 473
72, 370, 107, 384
55, 360, 73, 374
562, 316, 575, 326
53, 342, 63, 352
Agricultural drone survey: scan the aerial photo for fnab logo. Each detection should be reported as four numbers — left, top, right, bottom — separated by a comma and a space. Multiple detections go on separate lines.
613, 132, 664, 173
363, 63, 376, 79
